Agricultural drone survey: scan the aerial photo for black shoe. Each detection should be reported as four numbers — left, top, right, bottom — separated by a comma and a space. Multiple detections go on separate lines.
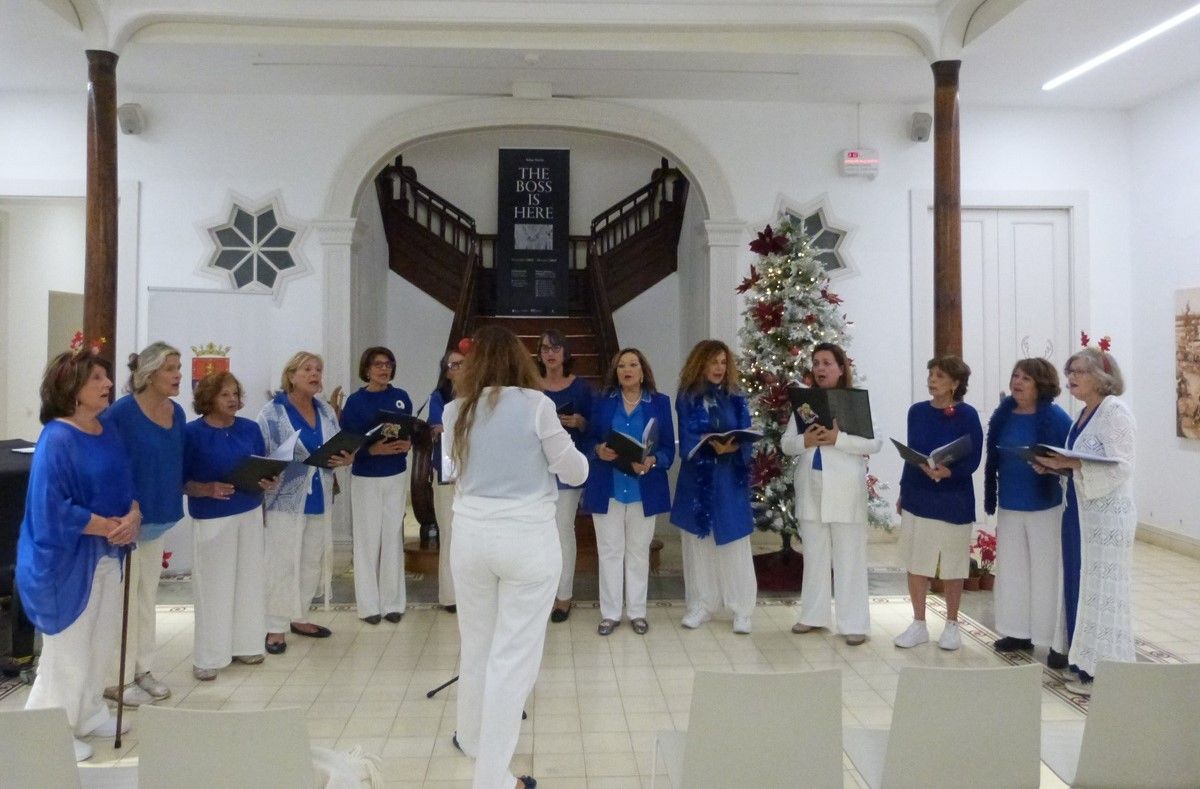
550, 605, 571, 623
518, 776, 537, 788
290, 623, 332, 638
993, 636, 1033, 652
444, 605, 457, 614
361, 615, 382, 625
1047, 649, 1069, 669
264, 637, 287, 655
384, 612, 403, 623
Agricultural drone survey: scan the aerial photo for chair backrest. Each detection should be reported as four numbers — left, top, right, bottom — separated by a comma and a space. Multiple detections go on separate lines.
1072, 661, 1200, 788
137, 706, 314, 789
680, 669, 842, 789
882, 663, 1041, 789
0, 707, 82, 789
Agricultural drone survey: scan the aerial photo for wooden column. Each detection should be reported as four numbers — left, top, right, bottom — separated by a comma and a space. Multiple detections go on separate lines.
84, 50, 119, 368
932, 59, 962, 357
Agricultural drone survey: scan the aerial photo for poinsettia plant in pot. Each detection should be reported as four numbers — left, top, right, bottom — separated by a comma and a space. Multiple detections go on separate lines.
972, 529, 997, 590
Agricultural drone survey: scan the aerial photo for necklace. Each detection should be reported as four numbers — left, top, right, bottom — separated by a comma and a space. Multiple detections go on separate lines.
622, 389, 641, 405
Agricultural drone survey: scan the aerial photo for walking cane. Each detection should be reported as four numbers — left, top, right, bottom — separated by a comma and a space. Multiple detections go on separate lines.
114, 548, 133, 749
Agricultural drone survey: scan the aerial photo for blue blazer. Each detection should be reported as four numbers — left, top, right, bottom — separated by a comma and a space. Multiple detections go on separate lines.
581, 390, 675, 516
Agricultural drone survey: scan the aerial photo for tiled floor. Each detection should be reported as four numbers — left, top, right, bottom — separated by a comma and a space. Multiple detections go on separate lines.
3, 537, 1198, 788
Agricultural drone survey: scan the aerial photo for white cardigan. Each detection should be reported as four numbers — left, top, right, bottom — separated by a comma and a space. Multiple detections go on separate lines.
781, 412, 882, 525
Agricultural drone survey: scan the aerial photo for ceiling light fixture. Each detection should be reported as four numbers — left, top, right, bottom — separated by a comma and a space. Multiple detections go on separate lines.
1042, 2, 1200, 90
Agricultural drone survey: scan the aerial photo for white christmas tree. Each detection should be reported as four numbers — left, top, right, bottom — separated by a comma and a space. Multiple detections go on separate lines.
737, 221, 891, 540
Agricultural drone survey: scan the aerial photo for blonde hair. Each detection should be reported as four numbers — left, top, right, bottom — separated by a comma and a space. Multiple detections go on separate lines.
128, 341, 181, 393
450, 325, 541, 475
280, 351, 323, 393
678, 339, 740, 395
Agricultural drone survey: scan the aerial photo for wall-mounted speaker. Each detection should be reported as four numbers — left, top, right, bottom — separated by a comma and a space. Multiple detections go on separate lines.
909, 111, 932, 143
118, 103, 145, 135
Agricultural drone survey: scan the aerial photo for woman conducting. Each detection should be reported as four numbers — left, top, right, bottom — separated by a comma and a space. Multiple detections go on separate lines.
1035, 343, 1136, 696
894, 355, 983, 651
19, 349, 140, 761
429, 344, 466, 613
583, 348, 674, 636
258, 351, 352, 654
443, 325, 587, 789
341, 346, 413, 625
101, 342, 184, 707
536, 328, 593, 623
183, 371, 276, 680
670, 339, 757, 635
982, 358, 1071, 661
782, 342, 881, 646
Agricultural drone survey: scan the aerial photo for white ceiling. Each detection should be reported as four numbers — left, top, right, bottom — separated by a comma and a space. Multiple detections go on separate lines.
2, 0, 1200, 109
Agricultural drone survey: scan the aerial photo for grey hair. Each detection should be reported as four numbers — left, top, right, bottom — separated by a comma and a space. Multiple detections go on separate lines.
128, 341, 182, 393
1064, 347, 1124, 397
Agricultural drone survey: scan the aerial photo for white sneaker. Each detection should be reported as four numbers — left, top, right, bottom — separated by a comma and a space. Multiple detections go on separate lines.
1063, 680, 1093, 696
938, 621, 961, 651
73, 738, 94, 762
680, 609, 711, 629
86, 715, 132, 737
732, 616, 753, 635
104, 682, 155, 707
136, 671, 171, 700
893, 620, 929, 648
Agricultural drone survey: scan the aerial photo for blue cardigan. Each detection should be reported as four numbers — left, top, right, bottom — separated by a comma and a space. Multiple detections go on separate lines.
581, 390, 675, 516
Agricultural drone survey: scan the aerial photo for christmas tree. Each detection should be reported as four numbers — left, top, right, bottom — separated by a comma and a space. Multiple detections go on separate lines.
736, 221, 853, 539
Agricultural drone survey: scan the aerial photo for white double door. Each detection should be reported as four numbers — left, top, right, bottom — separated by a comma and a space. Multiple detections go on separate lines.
912, 203, 1077, 525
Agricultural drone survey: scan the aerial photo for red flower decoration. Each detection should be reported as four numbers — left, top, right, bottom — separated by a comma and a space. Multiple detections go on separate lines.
803, 313, 817, 324
1079, 331, 1090, 348
457, 338, 475, 355
736, 265, 761, 294
820, 288, 843, 305
1098, 335, 1111, 352
943, 406, 957, 418
748, 225, 789, 256
161, 551, 173, 570
749, 450, 783, 488
751, 301, 785, 332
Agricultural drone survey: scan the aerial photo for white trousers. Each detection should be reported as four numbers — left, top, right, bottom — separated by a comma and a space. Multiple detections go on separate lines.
264, 510, 330, 632
994, 506, 1062, 646
111, 533, 165, 680
192, 509, 267, 669
593, 500, 655, 620
433, 482, 456, 605
27, 556, 122, 736
680, 531, 757, 619
351, 473, 408, 618
797, 519, 870, 635
554, 488, 582, 600
452, 515, 560, 789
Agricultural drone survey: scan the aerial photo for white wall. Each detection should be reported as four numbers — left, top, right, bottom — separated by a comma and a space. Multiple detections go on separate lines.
1130, 80, 1200, 541
0, 196, 85, 439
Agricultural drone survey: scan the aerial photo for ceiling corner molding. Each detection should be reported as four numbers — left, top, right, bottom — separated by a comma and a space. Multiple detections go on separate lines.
958, 0, 1030, 49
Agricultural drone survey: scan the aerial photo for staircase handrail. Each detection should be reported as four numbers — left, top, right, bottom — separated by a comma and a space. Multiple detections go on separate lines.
379, 162, 477, 256
586, 240, 620, 371
590, 159, 686, 257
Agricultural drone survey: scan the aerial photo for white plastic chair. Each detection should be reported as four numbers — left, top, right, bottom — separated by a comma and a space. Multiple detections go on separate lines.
1041, 661, 1200, 788
843, 663, 1042, 789
137, 705, 315, 789
651, 669, 842, 789
0, 707, 82, 789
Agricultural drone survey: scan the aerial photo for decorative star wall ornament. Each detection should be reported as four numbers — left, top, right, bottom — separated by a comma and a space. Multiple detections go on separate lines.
198, 191, 310, 302
770, 193, 857, 279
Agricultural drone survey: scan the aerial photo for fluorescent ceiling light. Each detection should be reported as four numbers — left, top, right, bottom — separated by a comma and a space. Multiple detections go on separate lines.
1042, 2, 1200, 90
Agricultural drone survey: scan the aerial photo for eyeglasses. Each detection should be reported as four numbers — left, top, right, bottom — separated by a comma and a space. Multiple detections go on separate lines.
446, 361, 463, 370
539, 344, 563, 353
370, 361, 395, 369
1066, 367, 1090, 376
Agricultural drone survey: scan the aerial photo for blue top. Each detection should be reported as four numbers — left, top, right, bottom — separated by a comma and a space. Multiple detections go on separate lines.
582, 390, 675, 516
341, 385, 413, 477
899, 401, 984, 525
983, 396, 1072, 514
670, 385, 755, 545
16, 421, 134, 635
183, 416, 267, 519
542, 377, 594, 490
429, 387, 450, 427
609, 396, 647, 504
278, 393, 326, 515
101, 394, 185, 538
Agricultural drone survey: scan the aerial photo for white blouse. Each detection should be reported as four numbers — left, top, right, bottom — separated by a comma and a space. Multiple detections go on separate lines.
443, 387, 588, 524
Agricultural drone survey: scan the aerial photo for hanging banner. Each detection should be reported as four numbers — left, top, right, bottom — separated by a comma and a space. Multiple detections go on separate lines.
495, 148, 570, 315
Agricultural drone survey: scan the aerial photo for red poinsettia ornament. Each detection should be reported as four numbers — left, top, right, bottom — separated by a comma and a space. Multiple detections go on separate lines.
748, 225, 789, 256
820, 288, 843, 305
736, 265, 761, 294
1098, 335, 1111, 352
751, 301, 785, 332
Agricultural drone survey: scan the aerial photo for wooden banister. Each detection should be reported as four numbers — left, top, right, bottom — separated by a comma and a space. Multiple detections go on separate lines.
587, 240, 620, 370
590, 157, 686, 257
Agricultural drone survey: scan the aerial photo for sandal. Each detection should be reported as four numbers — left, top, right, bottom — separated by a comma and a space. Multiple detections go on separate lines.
631, 618, 649, 635
597, 619, 619, 636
